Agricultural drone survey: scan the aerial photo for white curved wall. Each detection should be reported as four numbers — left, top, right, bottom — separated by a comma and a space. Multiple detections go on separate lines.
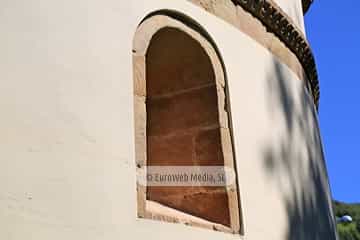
0, 0, 334, 239
273, 0, 306, 34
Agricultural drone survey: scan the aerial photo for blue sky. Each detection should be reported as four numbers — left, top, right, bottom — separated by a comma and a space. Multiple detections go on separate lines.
305, 1, 360, 203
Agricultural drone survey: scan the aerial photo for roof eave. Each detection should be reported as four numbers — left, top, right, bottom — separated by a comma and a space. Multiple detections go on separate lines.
303, 0, 314, 14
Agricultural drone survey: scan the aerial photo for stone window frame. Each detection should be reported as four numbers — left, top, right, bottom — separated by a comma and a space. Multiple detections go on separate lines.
133, 14, 242, 234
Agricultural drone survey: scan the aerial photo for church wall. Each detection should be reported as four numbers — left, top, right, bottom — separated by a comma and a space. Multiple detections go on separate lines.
0, 0, 336, 240
272, 0, 306, 32
188, 0, 306, 34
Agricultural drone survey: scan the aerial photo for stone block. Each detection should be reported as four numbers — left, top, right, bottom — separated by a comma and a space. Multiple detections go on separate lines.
147, 85, 219, 137
195, 128, 224, 166
133, 55, 146, 96
147, 133, 194, 166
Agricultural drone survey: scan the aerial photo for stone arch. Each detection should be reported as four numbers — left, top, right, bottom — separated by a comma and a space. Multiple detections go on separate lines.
133, 13, 241, 234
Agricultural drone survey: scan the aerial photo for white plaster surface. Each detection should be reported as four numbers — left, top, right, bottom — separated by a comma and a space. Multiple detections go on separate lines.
0, 0, 335, 239
273, 0, 306, 34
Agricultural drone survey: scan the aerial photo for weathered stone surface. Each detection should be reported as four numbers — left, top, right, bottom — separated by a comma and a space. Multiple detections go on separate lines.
195, 128, 223, 166
236, 5, 272, 49
220, 127, 235, 169
134, 95, 147, 167
147, 133, 194, 166
148, 187, 230, 227
137, 183, 146, 218
216, 85, 229, 129
146, 28, 215, 97
133, 55, 146, 96
147, 85, 219, 137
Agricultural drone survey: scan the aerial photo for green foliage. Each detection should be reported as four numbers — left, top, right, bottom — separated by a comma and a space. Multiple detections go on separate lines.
334, 201, 360, 240
356, 218, 360, 233
337, 223, 360, 240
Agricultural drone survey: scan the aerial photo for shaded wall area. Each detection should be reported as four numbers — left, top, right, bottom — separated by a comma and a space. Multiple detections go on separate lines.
263, 61, 338, 240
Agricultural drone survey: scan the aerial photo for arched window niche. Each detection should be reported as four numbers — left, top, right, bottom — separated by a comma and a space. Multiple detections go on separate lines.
133, 13, 242, 234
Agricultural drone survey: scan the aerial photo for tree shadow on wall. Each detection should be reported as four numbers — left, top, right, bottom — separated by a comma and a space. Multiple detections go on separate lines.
263, 61, 338, 240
